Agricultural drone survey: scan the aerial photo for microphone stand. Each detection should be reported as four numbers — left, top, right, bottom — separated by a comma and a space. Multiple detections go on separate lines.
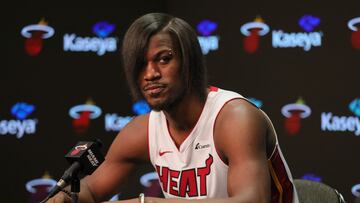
70, 173, 80, 203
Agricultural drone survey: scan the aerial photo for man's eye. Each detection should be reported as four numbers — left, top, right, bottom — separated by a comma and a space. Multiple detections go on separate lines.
159, 55, 171, 64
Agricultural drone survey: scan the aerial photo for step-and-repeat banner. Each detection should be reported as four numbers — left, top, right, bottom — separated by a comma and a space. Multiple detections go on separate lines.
2, 1, 359, 202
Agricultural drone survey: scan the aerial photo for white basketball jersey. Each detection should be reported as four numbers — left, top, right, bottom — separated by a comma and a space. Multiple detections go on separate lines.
148, 87, 299, 202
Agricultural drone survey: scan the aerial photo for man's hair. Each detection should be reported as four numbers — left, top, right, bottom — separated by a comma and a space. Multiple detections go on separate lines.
122, 13, 208, 101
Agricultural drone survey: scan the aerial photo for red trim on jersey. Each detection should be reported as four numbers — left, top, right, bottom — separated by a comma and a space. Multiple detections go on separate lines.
268, 147, 293, 203
147, 115, 151, 161
209, 86, 219, 92
212, 97, 243, 165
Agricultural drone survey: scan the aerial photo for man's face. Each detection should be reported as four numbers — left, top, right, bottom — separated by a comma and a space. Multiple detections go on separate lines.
138, 32, 185, 111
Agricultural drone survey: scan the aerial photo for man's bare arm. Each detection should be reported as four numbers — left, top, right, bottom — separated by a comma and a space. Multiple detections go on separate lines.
47, 114, 149, 203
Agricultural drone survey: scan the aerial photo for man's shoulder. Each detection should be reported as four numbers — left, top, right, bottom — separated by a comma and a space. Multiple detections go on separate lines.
216, 98, 264, 133
110, 113, 150, 161
120, 113, 149, 135
220, 98, 261, 120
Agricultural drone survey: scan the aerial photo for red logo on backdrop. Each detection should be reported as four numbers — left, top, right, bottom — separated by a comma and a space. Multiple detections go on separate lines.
281, 98, 311, 135
240, 16, 270, 54
26, 172, 56, 203
70, 143, 88, 155
140, 172, 163, 197
21, 18, 55, 56
348, 17, 360, 50
68, 99, 102, 134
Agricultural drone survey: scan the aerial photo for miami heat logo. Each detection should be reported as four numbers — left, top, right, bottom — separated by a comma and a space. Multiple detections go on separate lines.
281, 98, 311, 135
69, 99, 102, 134
348, 17, 360, 50
26, 172, 56, 203
140, 172, 163, 197
70, 143, 88, 156
240, 16, 269, 54
21, 18, 54, 56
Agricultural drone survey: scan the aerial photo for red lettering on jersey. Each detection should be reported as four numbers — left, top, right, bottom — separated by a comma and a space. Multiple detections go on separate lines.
156, 165, 169, 192
169, 169, 180, 196
197, 154, 213, 196
155, 154, 213, 197
179, 169, 198, 197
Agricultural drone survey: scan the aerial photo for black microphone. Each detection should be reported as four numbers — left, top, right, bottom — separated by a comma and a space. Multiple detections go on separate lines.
45, 139, 105, 200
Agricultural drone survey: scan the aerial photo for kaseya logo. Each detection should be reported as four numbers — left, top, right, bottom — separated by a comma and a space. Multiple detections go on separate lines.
348, 17, 360, 50
63, 21, 118, 56
321, 98, 360, 136
197, 20, 219, 55
105, 100, 151, 132
69, 100, 102, 134
240, 16, 270, 54
272, 14, 322, 51
26, 172, 56, 203
0, 102, 38, 139
21, 18, 55, 56
281, 98, 311, 135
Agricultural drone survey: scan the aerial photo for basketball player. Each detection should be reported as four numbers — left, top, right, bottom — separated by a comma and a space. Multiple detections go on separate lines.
47, 13, 299, 203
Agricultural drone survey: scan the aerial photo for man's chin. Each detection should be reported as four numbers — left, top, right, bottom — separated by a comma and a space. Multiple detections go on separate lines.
148, 101, 165, 112
149, 103, 166, 111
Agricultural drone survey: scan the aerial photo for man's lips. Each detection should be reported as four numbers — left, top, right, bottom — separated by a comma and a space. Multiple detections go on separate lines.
143, 84, 166, 95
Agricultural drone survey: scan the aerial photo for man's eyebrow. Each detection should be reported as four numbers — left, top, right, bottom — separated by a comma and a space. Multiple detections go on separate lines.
150, 49, 173, 60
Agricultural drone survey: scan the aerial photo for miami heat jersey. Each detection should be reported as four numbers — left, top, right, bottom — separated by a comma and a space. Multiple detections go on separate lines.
148, 87, 299, 202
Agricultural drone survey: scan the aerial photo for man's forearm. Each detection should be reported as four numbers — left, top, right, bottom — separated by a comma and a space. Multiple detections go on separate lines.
58, 180, 96, 203
76, 180, 98, 203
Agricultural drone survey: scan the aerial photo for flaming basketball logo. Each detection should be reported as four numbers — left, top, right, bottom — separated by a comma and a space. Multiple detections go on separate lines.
348, 17, 360, 50
140, 172, 163, 197
69, 99, 102, 134
21, 18, 55, 56
281, 98, 311, 135
26, 172, 57, 203
240, 16, 269, 54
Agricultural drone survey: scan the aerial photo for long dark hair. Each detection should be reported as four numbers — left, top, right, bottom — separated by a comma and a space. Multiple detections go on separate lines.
122, 13, 208, 101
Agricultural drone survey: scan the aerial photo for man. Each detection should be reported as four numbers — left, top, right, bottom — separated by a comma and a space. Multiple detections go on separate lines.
48, 13, 299, 203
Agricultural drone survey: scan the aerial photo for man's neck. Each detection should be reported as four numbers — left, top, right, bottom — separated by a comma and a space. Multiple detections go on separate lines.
163, 91, 207, 133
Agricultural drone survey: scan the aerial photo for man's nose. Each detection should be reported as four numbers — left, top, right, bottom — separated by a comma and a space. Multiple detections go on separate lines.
143, 62, 161, 81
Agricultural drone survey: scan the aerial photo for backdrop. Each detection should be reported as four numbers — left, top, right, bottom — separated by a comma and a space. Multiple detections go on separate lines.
2, 1, 359, 202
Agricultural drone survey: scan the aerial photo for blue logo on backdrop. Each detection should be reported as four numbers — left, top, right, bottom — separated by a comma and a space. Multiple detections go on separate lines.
349, 98, 360, 117
301, 173, 322, 182
197, 20, 220, 55
92, 21, 116, 38
133, 100, 151, 115
11, 102, 35, 120
248, 97, 263, 108
197, 20, 218, 36
298, 15, 321, 32
0, 102, 38, 139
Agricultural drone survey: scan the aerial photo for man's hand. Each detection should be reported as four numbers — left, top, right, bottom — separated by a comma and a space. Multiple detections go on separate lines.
45, 191, 71, 203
